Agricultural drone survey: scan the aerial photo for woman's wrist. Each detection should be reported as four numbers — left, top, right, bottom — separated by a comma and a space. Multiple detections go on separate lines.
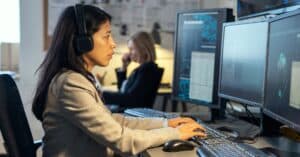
163, 119, 169, 127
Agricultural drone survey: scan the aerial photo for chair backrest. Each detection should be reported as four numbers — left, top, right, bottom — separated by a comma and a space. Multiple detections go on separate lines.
0, 74, 36, 157
148, 67, 164, 107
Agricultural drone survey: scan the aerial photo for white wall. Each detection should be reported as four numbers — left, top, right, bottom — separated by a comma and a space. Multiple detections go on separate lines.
201, 0, 219, 8
20, 0, 45, 139
20, 0, 45, 104
0, 0, 20, 43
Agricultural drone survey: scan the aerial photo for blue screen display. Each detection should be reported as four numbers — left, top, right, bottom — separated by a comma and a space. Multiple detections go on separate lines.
175, 12, 218, 103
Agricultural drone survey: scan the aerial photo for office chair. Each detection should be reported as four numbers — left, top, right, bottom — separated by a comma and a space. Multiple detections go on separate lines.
123, 67, 164, 109
0, 74, 42, 157
148, 67, 164, 108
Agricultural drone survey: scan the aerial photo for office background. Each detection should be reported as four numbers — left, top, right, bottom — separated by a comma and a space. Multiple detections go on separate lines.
0, 0, 236, 155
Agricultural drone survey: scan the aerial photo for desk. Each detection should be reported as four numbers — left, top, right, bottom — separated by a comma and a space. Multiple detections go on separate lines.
140, 133, 300, 157
138, 115, 300, 157
101, 85, 171, 110
142, 147, 197, 157
102, 85, 172, 94
102, 85, 187, 112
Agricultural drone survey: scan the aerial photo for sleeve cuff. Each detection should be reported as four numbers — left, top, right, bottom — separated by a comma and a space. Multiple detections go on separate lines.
163, 119, 168, 127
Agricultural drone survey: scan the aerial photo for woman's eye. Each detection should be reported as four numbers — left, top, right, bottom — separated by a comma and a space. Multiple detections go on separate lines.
103, 34, 110, 39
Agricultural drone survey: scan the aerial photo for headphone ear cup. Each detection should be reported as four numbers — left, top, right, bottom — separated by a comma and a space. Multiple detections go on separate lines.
75, 35, 94, 55
73, 4, 93, 55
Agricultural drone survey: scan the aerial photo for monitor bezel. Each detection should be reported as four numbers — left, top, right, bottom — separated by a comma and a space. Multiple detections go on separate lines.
263, 9, 300, 133
172, 8, 233, 108
263, 109, 300, 133
238, 0, 300, 20
218, 19, 269, 107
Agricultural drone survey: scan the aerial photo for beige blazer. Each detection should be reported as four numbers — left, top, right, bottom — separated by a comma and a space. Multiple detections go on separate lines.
42, 70, 180, 157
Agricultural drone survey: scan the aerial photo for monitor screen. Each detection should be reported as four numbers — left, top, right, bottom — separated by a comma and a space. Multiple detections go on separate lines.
172, 9, 233, 106
219, 21, 268, 106
264, 11, 300, 132
238, 0, 300, 18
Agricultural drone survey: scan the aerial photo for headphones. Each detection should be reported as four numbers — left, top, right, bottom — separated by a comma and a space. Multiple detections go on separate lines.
73, 4, 94, 56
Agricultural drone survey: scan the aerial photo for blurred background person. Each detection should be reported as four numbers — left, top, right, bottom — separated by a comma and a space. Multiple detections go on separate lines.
102, 31, 164, 112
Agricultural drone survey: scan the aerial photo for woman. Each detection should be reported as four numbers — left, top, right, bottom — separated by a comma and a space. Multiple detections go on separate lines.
102, 31, 163, 110
32, 4, 206, 157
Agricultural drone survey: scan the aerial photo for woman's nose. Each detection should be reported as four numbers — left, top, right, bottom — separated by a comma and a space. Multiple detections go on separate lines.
110, 37, 117, 48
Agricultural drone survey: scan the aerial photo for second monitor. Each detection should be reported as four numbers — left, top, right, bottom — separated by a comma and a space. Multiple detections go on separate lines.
172, 8, 234, 109
219, 20, 269, 107
264, 9, 300, 132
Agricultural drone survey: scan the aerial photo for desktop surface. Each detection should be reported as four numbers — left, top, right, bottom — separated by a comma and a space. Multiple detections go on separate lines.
102, 84, 172, 94
126, 108, 271, 157
143, 136, 300, 157
126, 108, 300, 157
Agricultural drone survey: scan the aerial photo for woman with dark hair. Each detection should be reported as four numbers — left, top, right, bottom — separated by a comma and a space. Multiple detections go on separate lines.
32, 4, 206, 157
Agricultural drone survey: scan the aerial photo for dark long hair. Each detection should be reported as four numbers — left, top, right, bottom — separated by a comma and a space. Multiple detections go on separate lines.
32, 5, 111, 121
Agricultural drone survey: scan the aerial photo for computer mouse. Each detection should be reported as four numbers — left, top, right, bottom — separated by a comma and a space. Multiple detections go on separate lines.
162, 139, 195, 152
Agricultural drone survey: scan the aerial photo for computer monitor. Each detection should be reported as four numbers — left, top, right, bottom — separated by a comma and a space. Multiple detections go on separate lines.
237, 0, 300, 19
172, 8, 234, 109
264, 10, 300, 132
219, 20, 269, 107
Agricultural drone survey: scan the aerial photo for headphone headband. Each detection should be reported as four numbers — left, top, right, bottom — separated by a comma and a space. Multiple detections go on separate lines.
74, 4, 87, 36
73, 4, 94, 55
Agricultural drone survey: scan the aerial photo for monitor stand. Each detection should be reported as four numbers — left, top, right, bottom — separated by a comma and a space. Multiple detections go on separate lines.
210, 98, 227, 121
261, 113, 282, 136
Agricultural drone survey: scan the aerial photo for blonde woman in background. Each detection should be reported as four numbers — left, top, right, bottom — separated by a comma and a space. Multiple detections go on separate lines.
102, 31, 164, 111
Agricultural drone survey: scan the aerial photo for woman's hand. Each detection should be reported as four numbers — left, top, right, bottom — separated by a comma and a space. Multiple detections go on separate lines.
177, 123, 207, 140
168, 117, 198, 128
121, 53, 131, 70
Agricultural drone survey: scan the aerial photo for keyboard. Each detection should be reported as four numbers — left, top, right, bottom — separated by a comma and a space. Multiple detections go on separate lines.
195, 136, 269, 157
124, 108, 269, 157
124, 108, 180, 119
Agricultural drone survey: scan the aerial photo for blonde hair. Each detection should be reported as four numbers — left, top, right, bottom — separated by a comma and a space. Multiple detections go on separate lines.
129, 31, 156, 62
